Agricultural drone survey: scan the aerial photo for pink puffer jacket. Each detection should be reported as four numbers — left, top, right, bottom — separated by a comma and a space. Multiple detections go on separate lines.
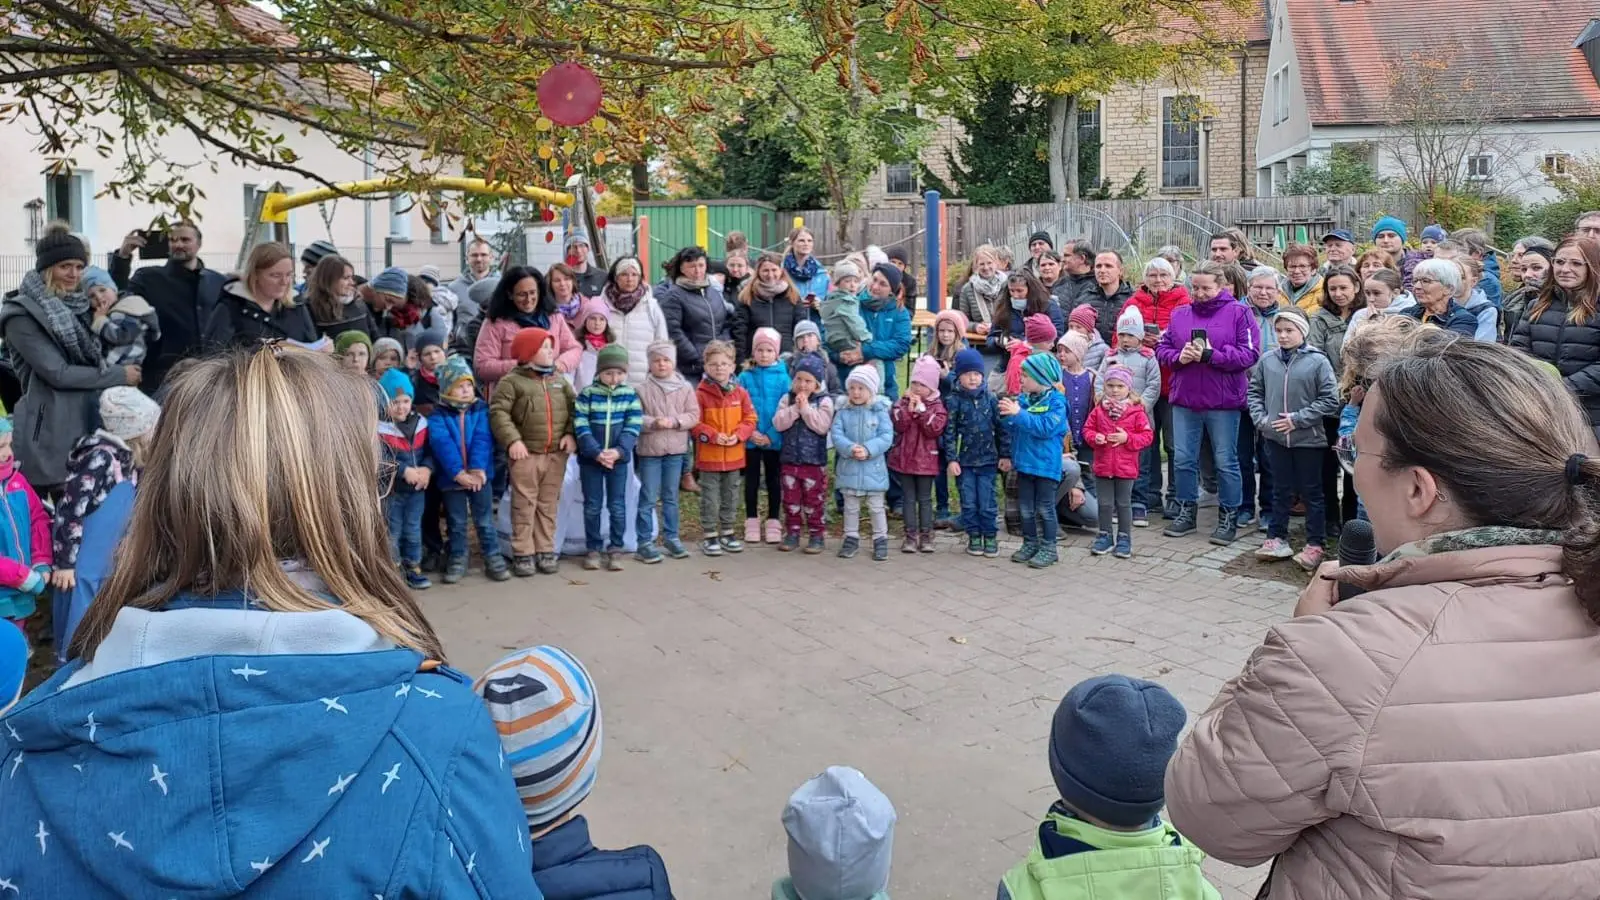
1166, 543, 1600, 900
473, 314, 581, 396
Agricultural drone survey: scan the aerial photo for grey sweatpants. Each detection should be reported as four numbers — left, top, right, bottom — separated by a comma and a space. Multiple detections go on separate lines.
699, 469, 742, 536
1097, 476, 1136, 538
842, 490, 887, 540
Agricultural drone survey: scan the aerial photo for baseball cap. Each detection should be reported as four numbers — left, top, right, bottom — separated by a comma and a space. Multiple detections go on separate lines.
1322, 229, 1355, 244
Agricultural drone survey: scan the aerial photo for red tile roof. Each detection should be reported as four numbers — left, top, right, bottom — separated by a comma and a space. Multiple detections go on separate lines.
1287, 0, 1600, 124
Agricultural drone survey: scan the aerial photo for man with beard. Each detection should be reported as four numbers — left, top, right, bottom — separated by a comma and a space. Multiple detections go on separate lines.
108, 222, 224, 394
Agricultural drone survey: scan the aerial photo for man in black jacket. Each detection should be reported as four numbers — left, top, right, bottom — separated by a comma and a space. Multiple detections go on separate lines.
1055, 239, 1097, 312
108, 221, 224, 393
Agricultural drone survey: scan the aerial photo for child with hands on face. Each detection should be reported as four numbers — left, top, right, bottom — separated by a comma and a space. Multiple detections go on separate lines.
888, 357, 949, 554
770, 354, 836, 553
1082, 366, 1154, 559
377, 370, 435, 589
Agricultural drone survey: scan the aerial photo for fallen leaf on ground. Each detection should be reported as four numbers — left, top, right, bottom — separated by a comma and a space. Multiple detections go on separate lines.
949, 636, 968, 644
704, 570, 722, 581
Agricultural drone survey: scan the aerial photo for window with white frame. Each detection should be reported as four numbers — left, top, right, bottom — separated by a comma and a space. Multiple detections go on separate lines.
1275, 66, 1290, 124
1269, 72, 1281, 124
1545, 152, 1573, 177
45, 172, 92, 232
1467, 154, 1493, 180
885, 161, 917, 196
1078, 99, 1102, 188
1160, 95, 1201, 190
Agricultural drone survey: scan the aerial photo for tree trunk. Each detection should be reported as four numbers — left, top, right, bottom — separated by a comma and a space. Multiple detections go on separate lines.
1047, 94, 1081, 202
630, 161, 650, 201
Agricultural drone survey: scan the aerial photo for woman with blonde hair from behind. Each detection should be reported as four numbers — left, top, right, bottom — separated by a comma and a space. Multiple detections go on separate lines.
0, 349, 540, 898
1168, 334, 1600, 900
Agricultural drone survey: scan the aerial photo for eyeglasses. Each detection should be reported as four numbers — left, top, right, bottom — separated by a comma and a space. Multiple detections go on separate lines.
1412, 276, 1439, 285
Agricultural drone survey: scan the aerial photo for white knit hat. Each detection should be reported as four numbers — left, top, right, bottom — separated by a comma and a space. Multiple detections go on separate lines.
1116, 306, 1145, 338
99, 387, 160, 440
846, 364, 881, 396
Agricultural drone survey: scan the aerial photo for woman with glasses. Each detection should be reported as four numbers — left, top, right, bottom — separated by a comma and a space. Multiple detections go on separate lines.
1170, 334, 1600, 900
1278, 243, 1325, 314
1402, 258, 1478, 337
1511, 237, 1600, 437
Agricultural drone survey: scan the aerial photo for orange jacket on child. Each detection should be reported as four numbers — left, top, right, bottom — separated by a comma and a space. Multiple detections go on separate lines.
690, 377, 757, 472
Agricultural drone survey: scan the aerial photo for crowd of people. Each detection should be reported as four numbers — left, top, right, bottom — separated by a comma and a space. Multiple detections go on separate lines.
3, 208, 1600, 898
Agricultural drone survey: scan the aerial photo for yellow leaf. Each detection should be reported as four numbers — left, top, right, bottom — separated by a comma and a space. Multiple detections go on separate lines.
538, 145, 553, 160
562, 140, 577, 156
535, 117, 552, 131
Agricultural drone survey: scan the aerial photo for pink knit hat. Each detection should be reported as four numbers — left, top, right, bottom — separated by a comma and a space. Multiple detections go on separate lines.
753, 327, 782, 357
1068, 304, 1098, 332
1103, 364, 1135, 388
932, 308, 969, 340
1024, 313, 1057, 345
577, 296, 612, 332
911, 355, 943, 396
1057, 330, 1089, 360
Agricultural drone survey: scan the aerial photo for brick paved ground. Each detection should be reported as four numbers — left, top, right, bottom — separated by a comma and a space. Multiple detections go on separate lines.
424, 520, 1298, 899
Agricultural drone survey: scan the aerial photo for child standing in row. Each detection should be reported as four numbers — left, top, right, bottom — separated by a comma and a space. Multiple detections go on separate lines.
942, 349, 1008, 558
771, 354, 836, 553
1055, 331, 1098, 490
428, 356, 509, 583
692, 340, 757, 556
634, 341, 698, 564
789, 320, 841, 396
888, 357, 948, 553
1102, 307, 1162, 525
1002, 353, 1068, 569
378, 369, 434, 589
741, 327, 790, 545
928, 309, 970, 529
573, 298, 616, 392
0, 419, 50, 626
831, 366, 894, 562
574, 345, 642, 571
490, 328, 576, 577
1083, 365, 1153, 559
411, 329, 448, 417
1248, 306, 1340, 571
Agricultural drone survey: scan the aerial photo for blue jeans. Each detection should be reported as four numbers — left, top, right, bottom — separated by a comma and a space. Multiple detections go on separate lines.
635, 453, 684, 545
935, 449, 951, 518
1173, 407, 1242, 510
1017, 474, 1060, 545
1239, 414, 1273, 524
579, 459, 629, 551
956, 465, 998, 537
385, 490, 426, 566
443, 487, 500, 559
1076, 444, 1096, 498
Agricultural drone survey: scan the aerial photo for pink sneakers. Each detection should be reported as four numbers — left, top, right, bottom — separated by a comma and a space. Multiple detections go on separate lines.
1294, 545, 1325, 572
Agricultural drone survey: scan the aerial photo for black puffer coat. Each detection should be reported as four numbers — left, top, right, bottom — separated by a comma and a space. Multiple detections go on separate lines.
730, 284, 817, 365
1510, 289, 1600, 427
1079, 282, 1134, 345
656, 279, 730, 379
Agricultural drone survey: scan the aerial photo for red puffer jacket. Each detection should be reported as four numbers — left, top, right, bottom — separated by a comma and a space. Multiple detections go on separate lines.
886, 394, 949, 476
1124, 285, 1191, 398
1081, 401, 1153, 479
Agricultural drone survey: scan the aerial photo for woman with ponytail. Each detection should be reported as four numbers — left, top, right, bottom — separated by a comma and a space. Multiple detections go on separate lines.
1168, 333, 1600, 900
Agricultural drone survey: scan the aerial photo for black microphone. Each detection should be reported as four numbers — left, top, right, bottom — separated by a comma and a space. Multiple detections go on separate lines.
1336, 519, 1377, 602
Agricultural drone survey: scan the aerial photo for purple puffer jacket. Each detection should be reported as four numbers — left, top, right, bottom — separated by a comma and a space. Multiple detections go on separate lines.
1155, 291, 1260, 411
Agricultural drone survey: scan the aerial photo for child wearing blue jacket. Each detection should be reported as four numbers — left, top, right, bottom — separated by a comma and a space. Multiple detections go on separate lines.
1002, 352, 1070, 569
379, 368, 434, 591
830, 365, 895, 562
941, 349, 1010, 559
428, 356, 508, 584
740, 327, 791, 545
574, 344, 644, 572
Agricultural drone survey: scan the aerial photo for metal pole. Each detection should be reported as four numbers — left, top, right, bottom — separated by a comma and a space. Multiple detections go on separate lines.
924, 190, 941, 312
638, 215, 651, 279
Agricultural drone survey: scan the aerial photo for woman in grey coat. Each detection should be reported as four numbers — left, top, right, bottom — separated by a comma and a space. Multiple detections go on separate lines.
0, 226, 139, 493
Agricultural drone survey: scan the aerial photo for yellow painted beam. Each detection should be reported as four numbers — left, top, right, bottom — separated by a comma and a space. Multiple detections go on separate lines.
261, 177, 576, 221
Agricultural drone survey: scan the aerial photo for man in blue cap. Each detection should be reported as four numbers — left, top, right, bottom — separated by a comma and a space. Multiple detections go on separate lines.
1321, 229, 1356, 273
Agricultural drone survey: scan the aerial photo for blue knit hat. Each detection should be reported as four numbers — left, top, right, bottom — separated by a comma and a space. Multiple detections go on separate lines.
476, 646, 602, 830
1421, 224, 1447, 243
82, 266, 116, 294
1048, 674, 1186, 828
953, 347, 985, 379
0, 618, 28, 715
378, 368, 413, 402
0, 417, 12, 438
793, 352, 826, 385
1371, 216, 1407, 242
369, 266, 409, 298
1019, 350, 1062, 390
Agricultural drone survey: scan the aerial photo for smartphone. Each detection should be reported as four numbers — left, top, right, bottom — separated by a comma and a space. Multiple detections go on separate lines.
138, 229, 170, 260
1190, 328, 1208, 343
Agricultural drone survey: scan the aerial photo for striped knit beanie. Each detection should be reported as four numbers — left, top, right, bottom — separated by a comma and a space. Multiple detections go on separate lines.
1021, 350, 1063, 391
476, 645, 603, 830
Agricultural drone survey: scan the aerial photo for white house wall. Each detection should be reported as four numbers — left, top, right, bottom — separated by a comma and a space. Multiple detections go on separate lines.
1255, 0, 1313, 170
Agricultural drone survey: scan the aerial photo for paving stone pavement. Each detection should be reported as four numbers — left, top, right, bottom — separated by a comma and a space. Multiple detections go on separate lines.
423, 519, 1296, 899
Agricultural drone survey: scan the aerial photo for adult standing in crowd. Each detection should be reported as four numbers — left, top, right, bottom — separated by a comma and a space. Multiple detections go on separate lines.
0, 349, 538, 898
1451, 227, 1502, 311
987, 272, 1063, 366
1404, 259, 1479, 337
1370, 216, 1422, 286
475, 265, 581, 396
957, 245, 1009, 360
833, 264, 912, 399
1081, 251, 1132, 345
0, 225, 138, 494
1512, 237, 1600, 437
1579, 211, 1600, 242
1310, 266, 1364, 525
564, 232, 607, 298
1320, 229, 1357, 274
657, 246, 729, 381
1055, 240, 1098, 309
448, 237, 497, 323
1035, 250, 1076, 312
304, 254, 374, 340
1206, 230, 1256, 272
1123, 257, 1192, 518
1280, 243, 1325, 314
732, 252, 812, 365
885, 246, 917, 305
1157, 261, 1259, 545
546, 262, 586, 331
783, 227, 830, 304
603, 256, 668, 386
205, 242, 318, 350
107, 221, 222, 393
1502, 240, 1554, 341
297, 239, 339, 292
1023, 231, 1053, 277
1168, 335, 1600, 900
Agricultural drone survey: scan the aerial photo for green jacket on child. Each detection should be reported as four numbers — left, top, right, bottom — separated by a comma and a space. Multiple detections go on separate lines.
999, 807, 1221, 900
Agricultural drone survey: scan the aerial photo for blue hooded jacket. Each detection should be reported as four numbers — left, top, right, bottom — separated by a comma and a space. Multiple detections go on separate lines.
830, 396, 894, 493
0, 601, 541, 900
1003, 389, 1069, 480
429, 398, 496, 490
739, 361, 791, 451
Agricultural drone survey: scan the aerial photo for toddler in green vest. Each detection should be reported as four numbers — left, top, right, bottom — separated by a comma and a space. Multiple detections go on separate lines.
773, 766, 896, 900
999, 675, 1221, 900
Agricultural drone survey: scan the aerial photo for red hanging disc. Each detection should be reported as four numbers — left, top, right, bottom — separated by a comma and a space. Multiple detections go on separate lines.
536, 63, 603, 127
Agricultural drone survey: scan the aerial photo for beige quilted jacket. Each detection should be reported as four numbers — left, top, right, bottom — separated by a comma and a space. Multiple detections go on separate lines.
1166, 544, 1600, 899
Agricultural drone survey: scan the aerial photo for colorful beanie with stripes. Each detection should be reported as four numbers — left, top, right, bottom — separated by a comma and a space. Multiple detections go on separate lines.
476, 645, 603, 830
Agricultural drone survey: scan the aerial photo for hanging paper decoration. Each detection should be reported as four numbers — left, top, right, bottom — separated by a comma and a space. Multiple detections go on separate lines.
596, 216, 608, 230
536, 63, 603, 127
544, 231, 555, 243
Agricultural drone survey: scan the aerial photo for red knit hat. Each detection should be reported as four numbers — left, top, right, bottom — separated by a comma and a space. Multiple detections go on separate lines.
1068, 304, 1098, 332
1024, 313, 1057, 345
511, 327, 554, 364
